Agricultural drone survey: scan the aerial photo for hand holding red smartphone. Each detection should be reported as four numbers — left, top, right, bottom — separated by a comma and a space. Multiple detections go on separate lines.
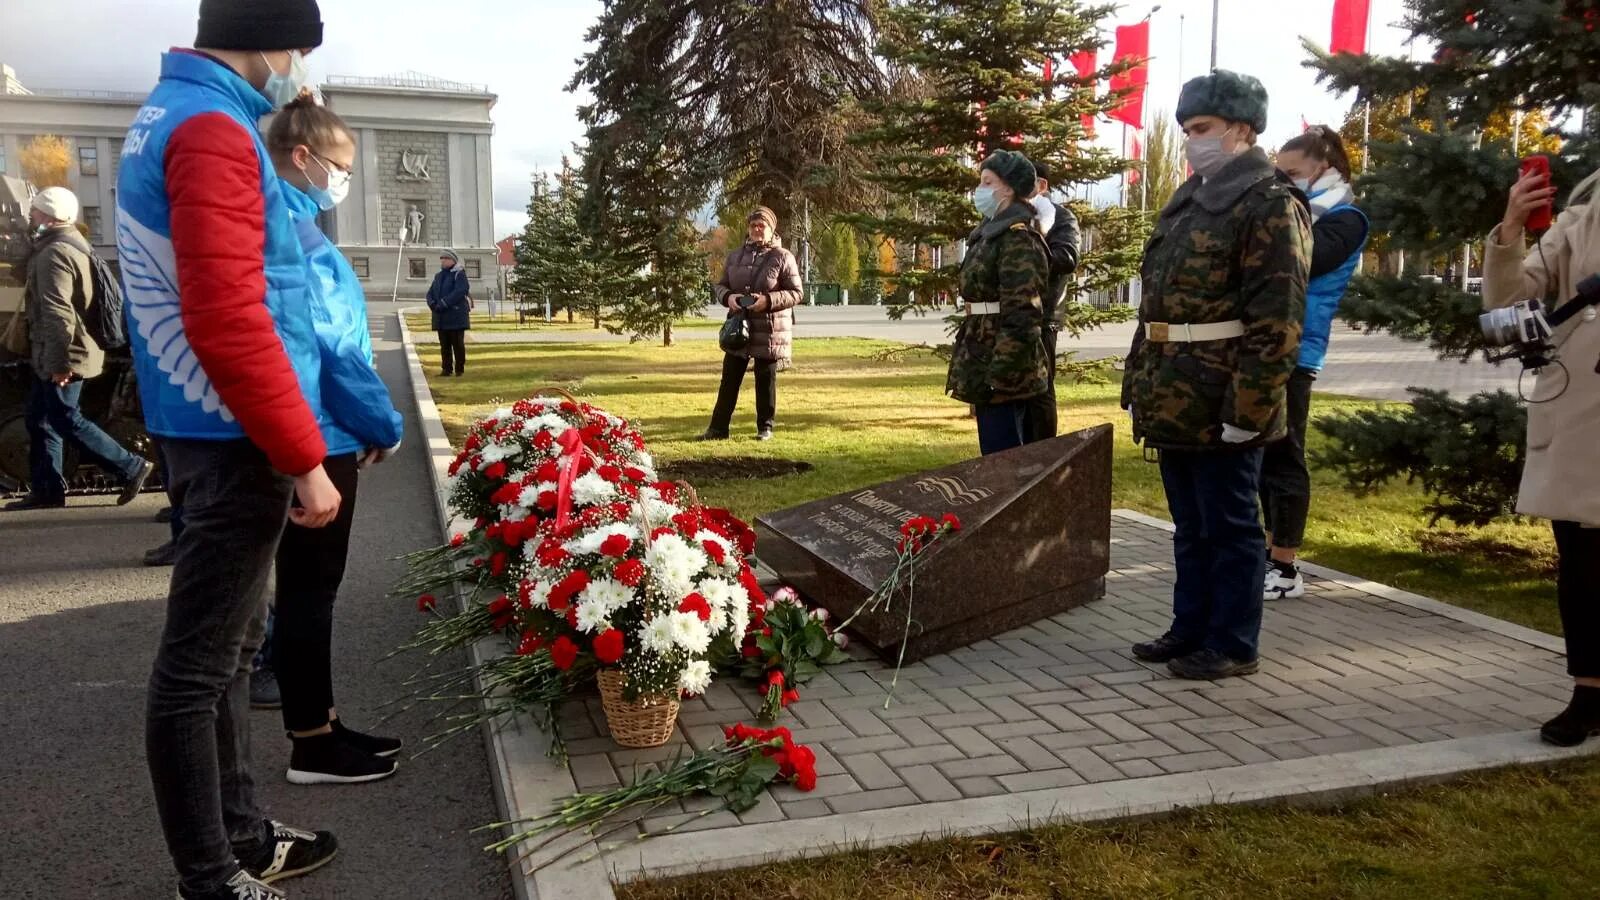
1512, 154, 1556, 234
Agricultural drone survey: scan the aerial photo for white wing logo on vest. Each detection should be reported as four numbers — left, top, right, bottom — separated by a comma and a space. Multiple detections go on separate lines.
913, 475, 992, 506
116, 214, 234, 422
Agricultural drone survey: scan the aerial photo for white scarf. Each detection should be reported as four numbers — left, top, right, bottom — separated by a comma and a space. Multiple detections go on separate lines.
1304, 170, 1352, 223
1030, 194, 1056, 235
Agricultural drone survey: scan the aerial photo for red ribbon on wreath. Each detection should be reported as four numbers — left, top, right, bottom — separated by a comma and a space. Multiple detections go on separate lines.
553, 428, 586, 530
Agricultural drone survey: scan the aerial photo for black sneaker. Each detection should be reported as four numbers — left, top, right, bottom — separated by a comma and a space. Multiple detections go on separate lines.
144, 540, 179, 567
239, 821, 338, 884
250, 668, 281, 710
756, 428, 774, 442
287, 731, 398, 785
176, 869, 284, 900
439, 369, 453, 377
331, 718, 402, 758
696, 429, 729, 441
1540, 686, 1600, 747
1167, 648, 1260, 681
3, 494, 66, 511
119, 459, 157, 505
155, 505, 174, 524
1131, 632, 1198, 663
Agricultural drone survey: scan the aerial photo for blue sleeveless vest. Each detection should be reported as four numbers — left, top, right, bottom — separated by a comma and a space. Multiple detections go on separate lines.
1299, 203, 1369, 372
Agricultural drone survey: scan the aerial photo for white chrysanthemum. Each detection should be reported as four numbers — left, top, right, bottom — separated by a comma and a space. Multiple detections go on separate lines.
667, 611, 712, 655
641, 617, 676, 654
491, 406, 513, 420
636, 451, 654, 470
580, 577, 635, 616
693, 530, 735, 560
698, 578, 739, 612
566, 523, 640, 557
637, 495, 682, 523
678, 659, 712, 695
571, 471, 617, 506
574, 599, 611, 634
645, 535, 709, 600
479, 441, 523, 465
524, 413, 569, 435
522, 580, 551, 610
730, 603, 750, 640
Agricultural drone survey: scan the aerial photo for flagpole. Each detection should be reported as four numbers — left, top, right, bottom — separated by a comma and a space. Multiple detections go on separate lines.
1210, 0, 1220, 70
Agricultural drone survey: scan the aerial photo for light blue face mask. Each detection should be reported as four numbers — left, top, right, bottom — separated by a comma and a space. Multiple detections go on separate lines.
973, 185, 1001, 219
260, 50, 309, 109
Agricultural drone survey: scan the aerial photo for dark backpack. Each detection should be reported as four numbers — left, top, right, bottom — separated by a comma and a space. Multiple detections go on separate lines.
84, 250, 127, 350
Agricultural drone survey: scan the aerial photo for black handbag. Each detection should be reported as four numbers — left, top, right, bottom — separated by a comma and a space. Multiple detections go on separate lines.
719, 312, 750, 353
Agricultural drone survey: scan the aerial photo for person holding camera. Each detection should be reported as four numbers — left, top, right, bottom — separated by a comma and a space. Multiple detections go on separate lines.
699, 206, 801, 442
1484, 164, 1600, 747
947, 150, 1051, 455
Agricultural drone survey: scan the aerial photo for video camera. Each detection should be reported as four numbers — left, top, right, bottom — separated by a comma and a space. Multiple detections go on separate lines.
1479, 274, 1600, 370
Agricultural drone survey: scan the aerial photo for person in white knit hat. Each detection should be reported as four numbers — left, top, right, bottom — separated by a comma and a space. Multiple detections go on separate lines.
4, 186, 155, 511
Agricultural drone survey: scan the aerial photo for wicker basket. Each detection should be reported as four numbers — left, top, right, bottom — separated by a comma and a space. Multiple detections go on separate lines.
597, 668, 680, 748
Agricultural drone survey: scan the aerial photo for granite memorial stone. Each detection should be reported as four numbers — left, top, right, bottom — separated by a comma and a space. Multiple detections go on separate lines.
755, 424, 1113, 662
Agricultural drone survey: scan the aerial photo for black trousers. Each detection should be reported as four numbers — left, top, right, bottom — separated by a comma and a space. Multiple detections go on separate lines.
1260, 367, 1316, 549
709, 353, 777, 434
1024, 328, 1060, 443
437, 329, 466, 374
1554, 521, 1600, 679
147, 439, 285, 893
273, 453, 361, 732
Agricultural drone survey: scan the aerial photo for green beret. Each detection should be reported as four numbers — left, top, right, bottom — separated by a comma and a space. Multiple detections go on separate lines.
1176, 69, 1269, 134
980, 150, 1037, 201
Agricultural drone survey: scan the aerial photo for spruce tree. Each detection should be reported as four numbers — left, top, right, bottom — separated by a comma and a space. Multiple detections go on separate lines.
844, 0, 1139, 340
1302, 1, 1600, 525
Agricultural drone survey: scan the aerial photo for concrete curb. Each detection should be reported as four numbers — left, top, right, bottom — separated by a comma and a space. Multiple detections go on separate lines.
395, 327, 1588, 893
397, 312, 617, 900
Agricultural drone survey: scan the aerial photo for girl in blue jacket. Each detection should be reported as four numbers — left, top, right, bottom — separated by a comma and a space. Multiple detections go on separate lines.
265, 94, 406, 785
1262, 125, 1370, 600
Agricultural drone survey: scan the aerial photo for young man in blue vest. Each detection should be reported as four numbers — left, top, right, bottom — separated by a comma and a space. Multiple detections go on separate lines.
117, 1, 343, 896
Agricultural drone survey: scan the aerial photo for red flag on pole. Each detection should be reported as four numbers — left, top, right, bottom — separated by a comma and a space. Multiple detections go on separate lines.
1129, 135, 1144, 185
1109, 23, 1149, 130
1330, 0, 1370, 55
1070, 50, 1097, 136
1300, 115, 1311, 132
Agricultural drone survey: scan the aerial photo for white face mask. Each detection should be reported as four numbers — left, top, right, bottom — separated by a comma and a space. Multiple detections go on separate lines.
260, 50, 309, 109
974, 185, 1003, 219
1292, 177, 1312, 193
306, 154, 351, 210
1185, 128, 1241, 179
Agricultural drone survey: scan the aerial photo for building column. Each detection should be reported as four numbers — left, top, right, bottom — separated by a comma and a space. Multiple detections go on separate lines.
361, 127, 382, 245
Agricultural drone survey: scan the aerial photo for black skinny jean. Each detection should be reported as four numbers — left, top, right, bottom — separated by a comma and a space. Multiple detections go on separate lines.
1260, 367, 1316, 549
146, 439, 285, 894
709, 353, 777, 434
274, 453, 361, 732
437, 329, 467, 374
1554, 521, 1600, 679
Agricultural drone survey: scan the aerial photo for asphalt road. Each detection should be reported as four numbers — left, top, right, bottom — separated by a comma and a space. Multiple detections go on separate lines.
0, 314, 511, 899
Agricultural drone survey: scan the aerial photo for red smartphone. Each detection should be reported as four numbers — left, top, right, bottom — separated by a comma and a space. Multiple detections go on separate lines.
1521, 155, 1554, 233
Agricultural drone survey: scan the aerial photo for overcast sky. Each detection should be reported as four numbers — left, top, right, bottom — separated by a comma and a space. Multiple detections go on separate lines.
2, 0, 1411, 237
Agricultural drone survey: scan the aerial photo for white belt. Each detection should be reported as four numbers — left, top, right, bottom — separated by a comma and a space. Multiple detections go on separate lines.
964, 302, 1000, 315
1144, 320, 1246, 343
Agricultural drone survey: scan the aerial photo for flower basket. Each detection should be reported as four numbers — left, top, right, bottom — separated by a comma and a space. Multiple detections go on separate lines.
597, 668, 680, 748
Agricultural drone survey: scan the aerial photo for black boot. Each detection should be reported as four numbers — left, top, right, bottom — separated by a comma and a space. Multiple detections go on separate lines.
1540, 685, 1600, 747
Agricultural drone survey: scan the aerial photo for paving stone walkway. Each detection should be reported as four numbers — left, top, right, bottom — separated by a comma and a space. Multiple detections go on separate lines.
554, 513, 1571, 847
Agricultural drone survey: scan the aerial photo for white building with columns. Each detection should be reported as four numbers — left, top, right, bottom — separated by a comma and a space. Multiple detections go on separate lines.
0, 63, 497, 299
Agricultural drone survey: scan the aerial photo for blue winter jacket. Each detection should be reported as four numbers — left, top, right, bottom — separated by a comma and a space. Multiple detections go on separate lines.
1298, 202, 1370, 372
427, 267, 472, 331
283, 181, 405, 456
115, 51, 324, 469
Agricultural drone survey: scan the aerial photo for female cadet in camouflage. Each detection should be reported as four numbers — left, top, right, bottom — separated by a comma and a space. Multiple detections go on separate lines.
947, 150, 1051, 455
1121, 71, 1312, 681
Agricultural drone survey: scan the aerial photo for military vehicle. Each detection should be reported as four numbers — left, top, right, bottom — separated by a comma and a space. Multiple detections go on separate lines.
0, 175, 155, 495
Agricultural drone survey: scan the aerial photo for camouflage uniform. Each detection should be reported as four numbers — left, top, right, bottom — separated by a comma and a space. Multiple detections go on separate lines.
1121, 146, 1311, 450
947, 201, 1051, 406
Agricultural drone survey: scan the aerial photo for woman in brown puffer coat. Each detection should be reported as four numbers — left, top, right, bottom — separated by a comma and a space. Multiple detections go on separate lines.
699, 206, 802, 441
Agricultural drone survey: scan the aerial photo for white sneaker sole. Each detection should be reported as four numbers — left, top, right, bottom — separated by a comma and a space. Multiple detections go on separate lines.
1264, 579, 1306, 601
286, 765, 396, 785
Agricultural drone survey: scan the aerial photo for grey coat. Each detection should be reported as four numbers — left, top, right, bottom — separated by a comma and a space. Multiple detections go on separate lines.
25, 225, 103, 381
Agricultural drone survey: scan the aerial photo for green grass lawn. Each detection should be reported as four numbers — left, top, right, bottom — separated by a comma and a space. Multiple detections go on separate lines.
401, 311, 720, 334
416, 334, 1589, 899
421, 336, 1558, 636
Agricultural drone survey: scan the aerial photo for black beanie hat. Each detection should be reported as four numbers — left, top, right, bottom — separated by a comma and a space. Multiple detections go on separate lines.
196, 0, 324, 52
981, 150, 1037, 201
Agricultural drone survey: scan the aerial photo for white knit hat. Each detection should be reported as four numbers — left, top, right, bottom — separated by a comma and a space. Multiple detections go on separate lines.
31, 186, 79, 225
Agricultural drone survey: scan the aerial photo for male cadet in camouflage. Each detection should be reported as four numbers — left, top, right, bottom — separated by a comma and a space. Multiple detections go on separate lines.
947, 150, 1051, 455
1121, 70, 1311, 681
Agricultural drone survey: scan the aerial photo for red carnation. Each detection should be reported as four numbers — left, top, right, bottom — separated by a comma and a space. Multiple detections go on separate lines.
532, 431, 554, 450
781, 688, 800, 707
490, 551, 509, 577
941, 513, 962, 531
484, 461, 508, 480
560, 401, 579, 414
536, 491, 558, 511
767, 670, 785, 687
537, 544, 570, 569
488, 594, 515, 629
550, 636, 579, 670
678, 593, 712, 622
450, 533, 465, 547
614, 558, 646, 586
517, 631, 544, 656
417, 593, 437, 612
702, 540, 727, 565
741, 643, 762, 658
650, 526, 676, 542
592, 628, 625, 665
600, 534, 632, 558
597, 464, 622, 483
547, 570, 591, 611
623, 466, 648, 481
489, 483, 523, 506
536, 461, 560, 483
